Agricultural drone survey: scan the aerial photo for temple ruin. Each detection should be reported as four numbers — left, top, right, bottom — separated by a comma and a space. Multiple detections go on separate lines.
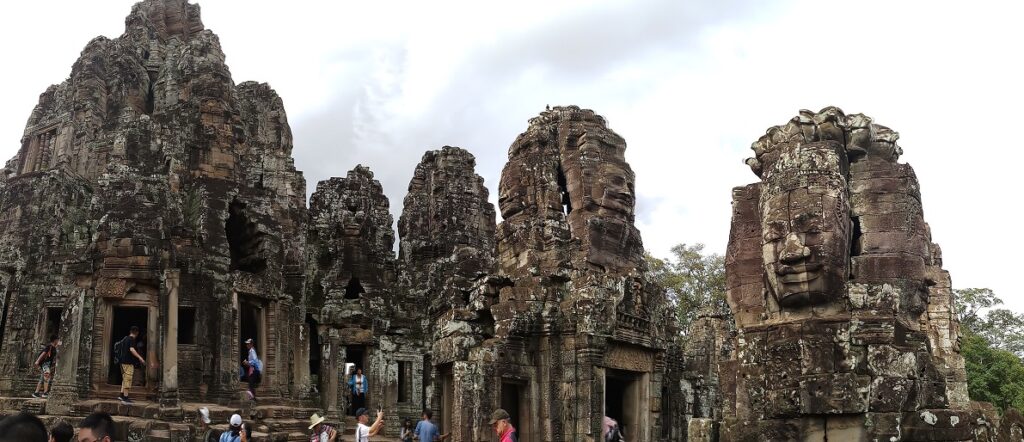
0, 1, 1021, 441
717, 107, 1024, 441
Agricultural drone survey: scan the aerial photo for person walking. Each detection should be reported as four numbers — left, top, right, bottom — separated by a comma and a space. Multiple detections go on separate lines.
32, 335, 60, 398
348, 367, 367, 415
114, 326, 146, 403
489, 409, 518, 442
307, 413, 337, 442
242, 338, 262, 400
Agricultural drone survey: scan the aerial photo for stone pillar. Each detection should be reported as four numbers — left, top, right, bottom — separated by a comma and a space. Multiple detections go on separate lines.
213, 290, 238, 403
291, 312, 312, 399
323, 329, 342, 420
48, 289, 93, 415
450, 360, 486, 442
159, 270, 180, 411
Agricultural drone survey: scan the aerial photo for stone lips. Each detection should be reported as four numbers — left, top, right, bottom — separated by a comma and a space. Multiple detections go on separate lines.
721, 106, 1000, 440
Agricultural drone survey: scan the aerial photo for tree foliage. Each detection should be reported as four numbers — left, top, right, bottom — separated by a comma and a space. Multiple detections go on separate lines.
645, 243, 726, 330
953, 288, 1024, 412
961, 333, 1024, 412
954, 288, 1024, 358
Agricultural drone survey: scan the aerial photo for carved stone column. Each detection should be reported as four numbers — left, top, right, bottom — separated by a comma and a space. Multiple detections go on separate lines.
47, 289, 93, 415
159, 270, 181, 412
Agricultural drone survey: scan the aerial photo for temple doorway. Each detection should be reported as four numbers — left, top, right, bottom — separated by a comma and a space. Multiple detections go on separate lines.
440, 365, 454, 435
44, 307, 61, 339
501, 381, 532, 441
238, 299, 264, 363
107, 306, 149, 386
605, 369, 645, 442
347, 346, 367, 415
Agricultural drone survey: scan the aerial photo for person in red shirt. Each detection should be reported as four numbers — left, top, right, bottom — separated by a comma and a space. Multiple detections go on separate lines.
488, 409, 517, 442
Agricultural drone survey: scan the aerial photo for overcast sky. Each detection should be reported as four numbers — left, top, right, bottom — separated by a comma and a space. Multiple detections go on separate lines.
2, 1, 1022, 311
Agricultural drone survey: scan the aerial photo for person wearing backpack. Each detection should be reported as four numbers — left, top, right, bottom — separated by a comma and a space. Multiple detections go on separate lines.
241, 338, 262, 400
602, 416, 624, 442
31, 335, 60, 398
114, 326, 146, 403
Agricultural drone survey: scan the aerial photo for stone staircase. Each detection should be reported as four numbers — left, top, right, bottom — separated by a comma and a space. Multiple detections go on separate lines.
0, 396, 332, 441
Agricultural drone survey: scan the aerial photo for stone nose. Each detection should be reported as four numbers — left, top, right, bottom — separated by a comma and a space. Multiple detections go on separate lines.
779, 233, 810, 263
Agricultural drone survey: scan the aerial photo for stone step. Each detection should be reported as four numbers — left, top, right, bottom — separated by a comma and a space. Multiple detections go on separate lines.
252, 404, 321, 420
261, 417, 312, 433
148, 429, 171, 441
0, 396, 46, 415
69, 399, 161, 419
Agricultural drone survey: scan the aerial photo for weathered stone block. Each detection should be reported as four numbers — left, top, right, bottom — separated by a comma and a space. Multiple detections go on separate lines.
799, 373, 870, 414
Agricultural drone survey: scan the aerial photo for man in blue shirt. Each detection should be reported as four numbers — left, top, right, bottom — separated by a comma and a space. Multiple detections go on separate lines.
414, 410, 450, 441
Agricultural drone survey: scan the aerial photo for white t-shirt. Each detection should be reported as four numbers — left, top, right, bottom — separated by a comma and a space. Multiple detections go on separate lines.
356, 423, 370, 442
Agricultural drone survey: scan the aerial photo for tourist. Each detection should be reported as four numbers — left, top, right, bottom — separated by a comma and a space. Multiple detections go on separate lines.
307, 412, 337, 442
354, 407, 385, 442
32, 335, 60, 398
114, 326, 146, 404
0, 411, 48, 442
602, 416, 623, 442
242, 338, 262, 400
489, 409, 518, 442
349, 367, 367, 414
413, 409, 450, 441
49, 421, 73, 442
76, 412, 114, 442
198, 407, 217, 442
220, 414, 249, 442
400, 418, 414, 442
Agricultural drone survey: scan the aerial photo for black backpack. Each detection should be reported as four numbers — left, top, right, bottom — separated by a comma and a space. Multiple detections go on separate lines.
606, 424, 624, 442
112, 336, 130, 364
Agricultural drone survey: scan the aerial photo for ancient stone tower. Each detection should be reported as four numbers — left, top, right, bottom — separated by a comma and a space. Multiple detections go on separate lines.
719, 107, 1011, 440
0, 0, 309, 421
474, 106, 674, 441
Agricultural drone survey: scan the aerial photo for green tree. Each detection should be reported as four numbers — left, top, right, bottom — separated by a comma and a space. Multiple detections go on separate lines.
953, 288, 1024, 411
954, 288, 1024, 358
961, 333, 1024, 411
645, 243, 726, 330
953, 288, 1001, 331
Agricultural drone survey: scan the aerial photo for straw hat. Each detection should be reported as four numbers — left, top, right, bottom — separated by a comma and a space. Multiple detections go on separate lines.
308, 413, 327, 430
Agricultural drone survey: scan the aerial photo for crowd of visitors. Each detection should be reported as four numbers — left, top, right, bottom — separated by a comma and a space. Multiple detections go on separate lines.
3, 326, 579, 441
0, 407, 525, 441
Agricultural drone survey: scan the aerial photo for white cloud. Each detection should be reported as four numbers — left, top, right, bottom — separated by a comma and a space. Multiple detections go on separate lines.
0, 0, 1021, 313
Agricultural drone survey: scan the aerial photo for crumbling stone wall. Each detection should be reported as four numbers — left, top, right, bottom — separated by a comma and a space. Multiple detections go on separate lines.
720, 107, 983, 440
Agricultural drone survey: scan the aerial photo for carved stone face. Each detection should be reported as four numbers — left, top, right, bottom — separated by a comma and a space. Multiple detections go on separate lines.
592, 162, 635, 218
760, 142, 850, 307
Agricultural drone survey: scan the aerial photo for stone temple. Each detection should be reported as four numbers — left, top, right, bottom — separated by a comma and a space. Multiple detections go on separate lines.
0, 1, 1020, 441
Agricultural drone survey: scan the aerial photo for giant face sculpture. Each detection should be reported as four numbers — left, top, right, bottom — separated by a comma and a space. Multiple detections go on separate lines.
760, 141, 851, 307
592, 161, 635, 219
